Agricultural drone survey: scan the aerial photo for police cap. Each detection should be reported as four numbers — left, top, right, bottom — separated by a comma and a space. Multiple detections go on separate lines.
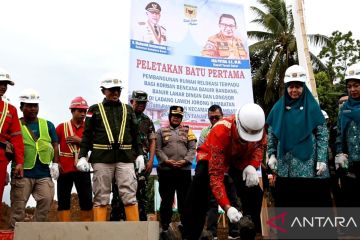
145, 2, 161, 13
169, 106, 184, 116
131, 90, 148, 102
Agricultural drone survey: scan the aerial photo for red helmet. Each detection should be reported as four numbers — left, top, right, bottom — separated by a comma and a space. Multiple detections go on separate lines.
69, 96, 88, 109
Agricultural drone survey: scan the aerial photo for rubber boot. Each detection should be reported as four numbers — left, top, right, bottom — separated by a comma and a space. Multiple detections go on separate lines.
93, 206, 108, 221
124, 204, 139, 221
57, 210, 71, 222
80, 210, 93, 221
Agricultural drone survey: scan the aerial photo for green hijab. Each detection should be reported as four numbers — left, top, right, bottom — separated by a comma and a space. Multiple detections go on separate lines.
266, 82, 325, 160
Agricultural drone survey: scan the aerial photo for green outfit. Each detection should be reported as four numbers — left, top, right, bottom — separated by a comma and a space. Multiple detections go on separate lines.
79, 99, 142, 162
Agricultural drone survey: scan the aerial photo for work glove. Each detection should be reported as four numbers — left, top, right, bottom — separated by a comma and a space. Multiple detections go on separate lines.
76, 157, 90, 172
50, 163, 60, 180
335, 153, 348, 169
227, 207, 243, 223
316, 162, 327, 176
135, 155, 145, 173
267, 154, 278, 171
242, 165, 259, 187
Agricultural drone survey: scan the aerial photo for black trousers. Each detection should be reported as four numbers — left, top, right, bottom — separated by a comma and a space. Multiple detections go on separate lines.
274, 177, 332, 207
207, 175, 240, 237
57, 171, 93, 211
182, 161, 263, 240
339, 162, 360, 207
157, 168, 192, 230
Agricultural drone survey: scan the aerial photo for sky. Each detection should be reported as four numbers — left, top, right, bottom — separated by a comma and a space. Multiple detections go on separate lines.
0, 0, 359, 205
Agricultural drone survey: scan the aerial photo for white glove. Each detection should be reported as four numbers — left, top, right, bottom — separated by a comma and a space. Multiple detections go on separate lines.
50, 163, 60, 180
316, 162, 327, 176
135, 155, 145, 173
335, 153, 348, 169
76, 157, 90, 172
226, 207, 243, 223
267, 154, 278, 171
242, 165, 259, 187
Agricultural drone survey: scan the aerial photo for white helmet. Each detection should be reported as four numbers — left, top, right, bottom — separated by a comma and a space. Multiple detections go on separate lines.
284, 65, 307, 83
100, 73, 124, 89
235, 103, 265, 142
321, 110, 329, 119
0, 67, 14, 86
345, 63, 360, 81
19, 88, 40, 104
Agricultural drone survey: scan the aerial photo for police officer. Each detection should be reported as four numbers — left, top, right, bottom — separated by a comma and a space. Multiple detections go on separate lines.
110, 90, 156, 221
77, 73, 144, 221
156, 106, 196, 234
136, 2, 167, 45
201, 13, 247, 59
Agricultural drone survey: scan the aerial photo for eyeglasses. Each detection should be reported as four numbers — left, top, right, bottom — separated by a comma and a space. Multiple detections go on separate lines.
219, 23, 236, 28
209, 115, 222, 121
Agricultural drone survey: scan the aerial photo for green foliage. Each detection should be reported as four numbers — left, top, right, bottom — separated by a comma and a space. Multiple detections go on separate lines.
315, 72, 342, 124
318, 31, 360, 85
316, 31, 360, 121
249, 0, 328, 114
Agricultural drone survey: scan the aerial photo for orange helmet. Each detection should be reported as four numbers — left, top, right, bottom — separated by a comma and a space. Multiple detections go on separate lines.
69, 96, 88, 109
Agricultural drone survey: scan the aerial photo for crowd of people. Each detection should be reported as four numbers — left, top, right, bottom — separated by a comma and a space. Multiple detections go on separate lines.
0, 62, 358, 240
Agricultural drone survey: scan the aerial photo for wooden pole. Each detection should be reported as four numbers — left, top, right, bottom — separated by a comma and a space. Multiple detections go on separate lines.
293, 0, 318, 101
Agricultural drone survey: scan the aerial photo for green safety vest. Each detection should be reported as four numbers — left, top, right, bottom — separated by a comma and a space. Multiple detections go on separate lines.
21, 118, 54, 169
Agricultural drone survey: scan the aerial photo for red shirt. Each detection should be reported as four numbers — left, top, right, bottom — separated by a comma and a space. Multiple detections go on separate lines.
201, 115, 266, 208
0, 100, 24, 164
56, 120, 84, 173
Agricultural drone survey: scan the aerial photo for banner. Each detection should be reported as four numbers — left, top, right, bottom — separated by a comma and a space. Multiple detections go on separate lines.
129, 0, 253, 132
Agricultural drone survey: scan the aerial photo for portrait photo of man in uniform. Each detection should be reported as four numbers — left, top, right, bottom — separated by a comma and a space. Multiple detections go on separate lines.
201, 13, 248, 59
134, 1, 167, 45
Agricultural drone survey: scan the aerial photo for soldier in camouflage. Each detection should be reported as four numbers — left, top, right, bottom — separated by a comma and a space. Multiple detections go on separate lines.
110, 90, 156, 221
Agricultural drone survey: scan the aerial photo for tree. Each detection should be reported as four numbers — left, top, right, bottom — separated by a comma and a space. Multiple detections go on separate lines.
317, 31, 360, 86
248, 0, 328, 113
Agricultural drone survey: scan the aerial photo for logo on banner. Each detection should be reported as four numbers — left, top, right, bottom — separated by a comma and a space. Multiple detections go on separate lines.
183, 4, 198, 25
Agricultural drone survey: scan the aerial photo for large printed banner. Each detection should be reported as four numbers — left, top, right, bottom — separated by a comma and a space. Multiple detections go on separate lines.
129, 0, 253, 131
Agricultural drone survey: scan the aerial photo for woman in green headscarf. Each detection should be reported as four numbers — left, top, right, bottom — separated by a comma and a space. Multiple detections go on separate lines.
335, 63, 360, 207
266, 65, 331, 207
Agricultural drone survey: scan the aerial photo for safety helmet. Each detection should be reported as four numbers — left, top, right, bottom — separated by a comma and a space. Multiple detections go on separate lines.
345, 63, 360, 83
0, 67, 14, 86
321, 110, 329, 119
19, 88, 40, 104
99, 73, 123, 89
235, 103, 265, 142
69, 96, 88, 109
131, 90, 149, 102
284, 65, 307, 83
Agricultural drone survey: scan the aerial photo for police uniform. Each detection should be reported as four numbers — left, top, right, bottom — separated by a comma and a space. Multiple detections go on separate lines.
201, 33, 248, 59
156, 106, 196, 231
136, 2, 167, 45
110, 91, 156, 221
